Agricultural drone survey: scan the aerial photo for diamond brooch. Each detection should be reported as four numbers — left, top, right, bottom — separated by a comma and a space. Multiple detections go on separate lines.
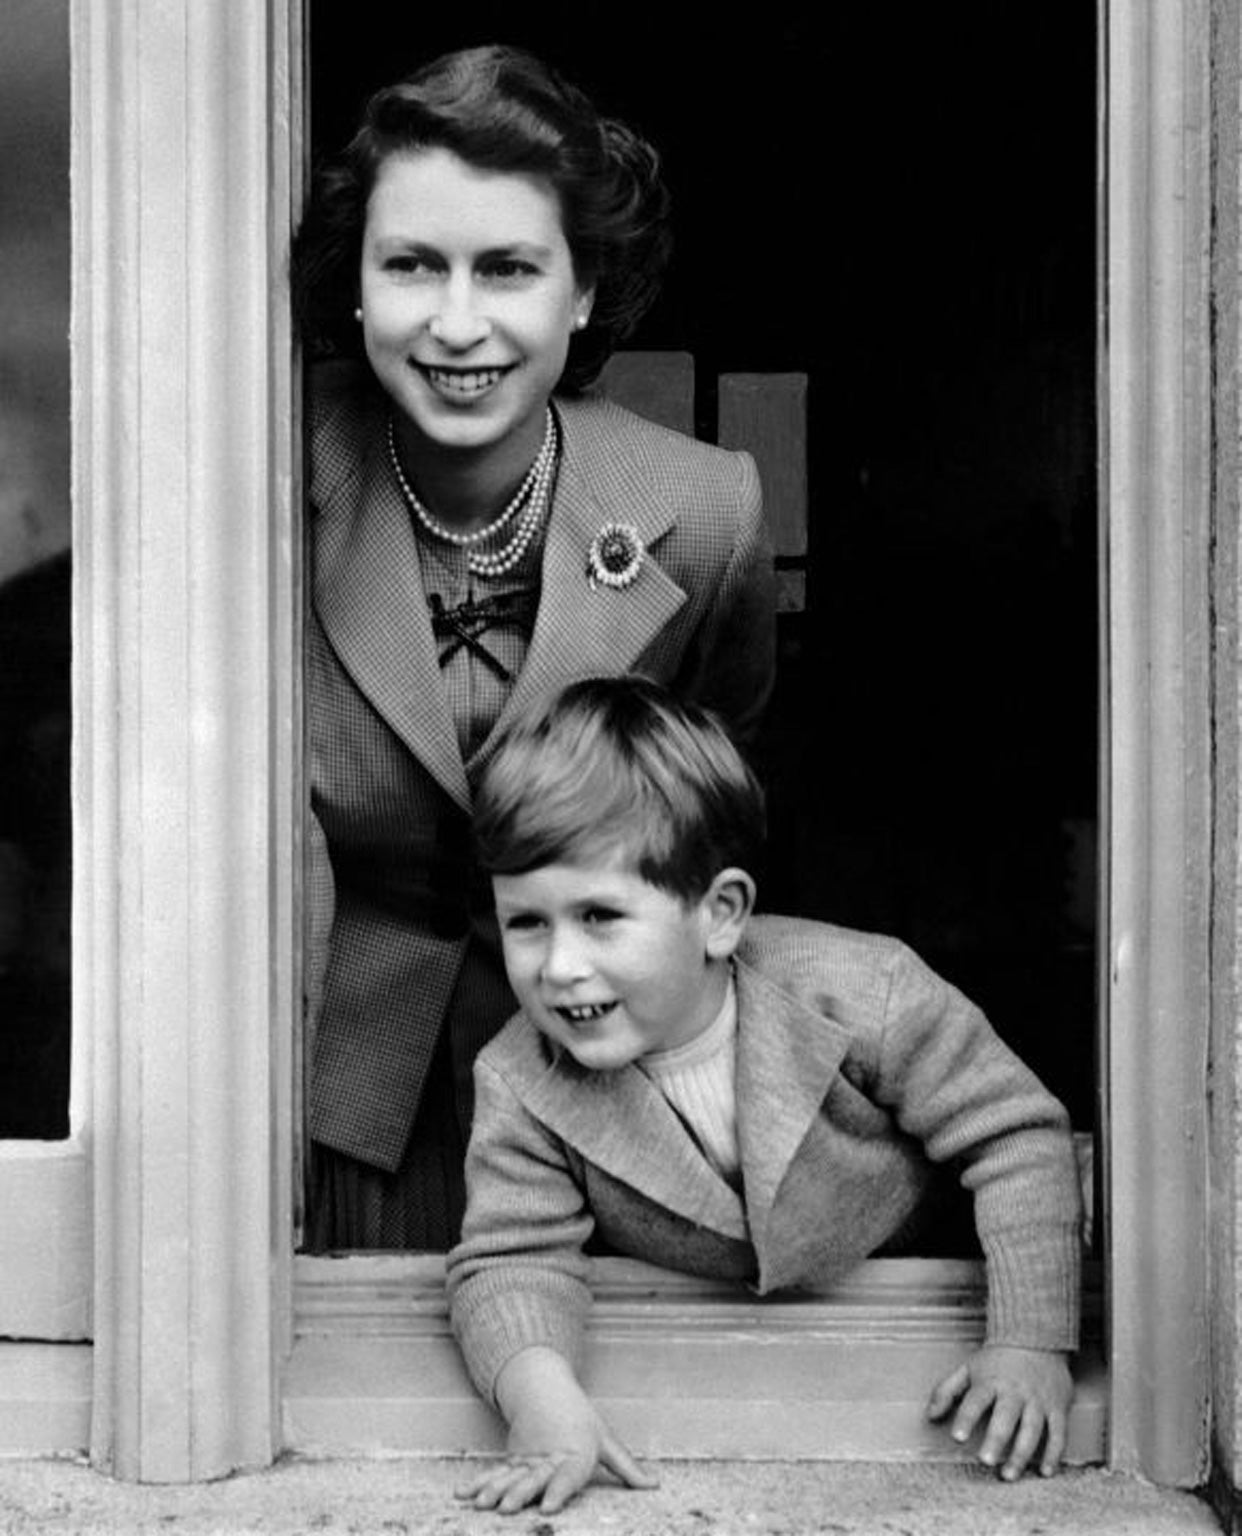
587, 522, 645, 591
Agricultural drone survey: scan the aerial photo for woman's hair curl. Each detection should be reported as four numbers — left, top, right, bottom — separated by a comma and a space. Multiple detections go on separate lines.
290, 45, 672, 392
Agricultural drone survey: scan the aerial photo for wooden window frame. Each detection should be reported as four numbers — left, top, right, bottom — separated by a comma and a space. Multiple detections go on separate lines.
0, 0, 1216, 1488
1101, 0, 1212, 1483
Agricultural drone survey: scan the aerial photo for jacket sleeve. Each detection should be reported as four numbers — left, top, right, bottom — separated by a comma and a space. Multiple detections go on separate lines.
674, 450, 777, 746
872, 945, 1083, 1351
302, 804, 335, 1052
446, 1054, 595, 1405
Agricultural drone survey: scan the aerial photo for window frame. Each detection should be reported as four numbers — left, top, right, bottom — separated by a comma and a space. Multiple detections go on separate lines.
283, 0, 1210, 1478
1100, 0, 1212, 1483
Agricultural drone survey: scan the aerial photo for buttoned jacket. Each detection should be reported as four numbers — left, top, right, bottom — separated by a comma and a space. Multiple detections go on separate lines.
447, 916, 1084, 1401
306, 364, 777, 1171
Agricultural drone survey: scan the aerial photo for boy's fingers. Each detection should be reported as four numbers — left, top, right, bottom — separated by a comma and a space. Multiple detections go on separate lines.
926, 1364, 971, 1420
497, 1462, 556, 1514
456, 1465, 514, 1506
458, 1457, 555, 1513
1040, 1409, 1068, 1477
599, 1429, 660, 1491
453, 1471, 489, 1500
978, 1395, 1022, 1469
951, 1383, 996, 1445
539, 1456, 594, 1514
1000, 1403, 1046, 1481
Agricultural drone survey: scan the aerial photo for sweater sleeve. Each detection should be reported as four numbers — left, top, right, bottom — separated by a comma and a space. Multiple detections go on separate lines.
446, 1054, 595, 1405
874, 945, 1083, 1351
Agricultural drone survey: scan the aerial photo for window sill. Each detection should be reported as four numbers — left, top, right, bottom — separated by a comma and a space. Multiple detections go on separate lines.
0, 1138, 89, 1341
285, 1255, 1106, 1461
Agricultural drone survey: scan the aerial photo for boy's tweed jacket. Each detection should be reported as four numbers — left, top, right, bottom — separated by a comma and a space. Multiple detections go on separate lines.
447, 916, 1084, 1403
306, 364, 776, 1173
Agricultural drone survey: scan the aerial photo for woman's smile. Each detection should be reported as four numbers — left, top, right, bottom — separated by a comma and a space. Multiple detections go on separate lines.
414, 362, 517, 403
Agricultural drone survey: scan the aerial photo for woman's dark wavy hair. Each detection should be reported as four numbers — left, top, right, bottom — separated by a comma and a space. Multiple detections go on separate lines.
289, 45, 673, 393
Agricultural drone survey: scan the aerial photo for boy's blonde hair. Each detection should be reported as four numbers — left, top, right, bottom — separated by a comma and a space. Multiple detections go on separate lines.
474, 676, 766, 903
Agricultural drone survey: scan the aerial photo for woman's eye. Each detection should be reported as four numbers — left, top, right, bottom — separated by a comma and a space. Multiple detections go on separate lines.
383, 253, 435, 276
501, 912, 542, 933
480, 258, 538, 283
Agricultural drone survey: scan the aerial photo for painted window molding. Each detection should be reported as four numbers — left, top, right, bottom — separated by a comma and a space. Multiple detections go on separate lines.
64, 0, 302, 1481
1103, 0, 1212, 1485
286, 1254, 1108, 1462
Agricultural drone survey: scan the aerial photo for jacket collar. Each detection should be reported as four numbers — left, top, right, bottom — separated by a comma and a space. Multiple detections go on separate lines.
466, 395, 688, 771
732, 954, 854, 1266
504, 948, 855, 1259
313, 390, 688, 812
313, 409, 470, 807
521, 1045, 751, 1241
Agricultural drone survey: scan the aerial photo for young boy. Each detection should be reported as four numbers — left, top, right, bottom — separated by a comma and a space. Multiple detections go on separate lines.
448, 677, 1083, 1516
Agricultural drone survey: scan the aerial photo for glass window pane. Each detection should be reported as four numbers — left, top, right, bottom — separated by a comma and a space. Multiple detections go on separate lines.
0, 0, 71, 1140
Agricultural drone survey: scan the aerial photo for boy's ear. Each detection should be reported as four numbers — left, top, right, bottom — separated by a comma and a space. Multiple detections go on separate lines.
702, 867, 757, 960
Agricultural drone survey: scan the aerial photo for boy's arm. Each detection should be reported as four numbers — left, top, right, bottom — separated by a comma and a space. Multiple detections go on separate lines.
455, 1346, 657, 1515
447, 1055, 654, 1512
447, 1056, 595, 1399
872, 944, 1083, 1475
874, 943, 1083, 1351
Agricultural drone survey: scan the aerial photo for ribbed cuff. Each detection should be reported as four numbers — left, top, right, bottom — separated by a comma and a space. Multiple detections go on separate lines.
980, 1222, 1081, 1351
451, 1270, 589, 1406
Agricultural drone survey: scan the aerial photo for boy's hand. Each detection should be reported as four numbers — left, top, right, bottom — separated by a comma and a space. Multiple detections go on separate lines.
454, 1347, 658, 1515
926, 1345, 1073, 1480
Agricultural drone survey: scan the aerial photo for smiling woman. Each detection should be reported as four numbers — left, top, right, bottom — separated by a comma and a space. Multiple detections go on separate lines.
289, 44, 778, 1252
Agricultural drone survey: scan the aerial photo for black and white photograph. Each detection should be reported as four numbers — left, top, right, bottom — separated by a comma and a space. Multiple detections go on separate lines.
0, 2, 1233, 1533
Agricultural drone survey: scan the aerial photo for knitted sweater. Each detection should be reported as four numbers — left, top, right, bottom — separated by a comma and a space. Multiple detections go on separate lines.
447, 915, 1083, 1404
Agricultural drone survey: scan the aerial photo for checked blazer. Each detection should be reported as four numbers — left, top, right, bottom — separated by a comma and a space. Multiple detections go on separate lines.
306, 363, 777, 1173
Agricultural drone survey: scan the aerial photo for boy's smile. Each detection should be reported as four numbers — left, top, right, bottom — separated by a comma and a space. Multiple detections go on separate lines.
557, 1002, 615, 1023
493, 853, 736, 1072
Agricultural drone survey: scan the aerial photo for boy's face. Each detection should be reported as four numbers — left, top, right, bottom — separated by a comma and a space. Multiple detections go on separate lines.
492, 852, 731, 1072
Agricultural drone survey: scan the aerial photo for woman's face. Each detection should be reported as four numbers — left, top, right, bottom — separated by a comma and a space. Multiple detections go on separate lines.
359, 147, 592, 468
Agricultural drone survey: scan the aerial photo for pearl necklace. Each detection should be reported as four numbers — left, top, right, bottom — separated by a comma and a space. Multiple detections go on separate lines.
386, 411, 558, 580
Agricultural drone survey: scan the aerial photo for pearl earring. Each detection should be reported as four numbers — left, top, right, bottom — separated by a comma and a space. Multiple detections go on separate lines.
575, 315, 589, 331
353, 307, 363, 322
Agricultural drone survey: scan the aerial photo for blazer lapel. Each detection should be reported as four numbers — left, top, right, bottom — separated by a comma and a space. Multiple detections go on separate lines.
471, 397, 689, 768
733, 957, 854, 1270
315, 393, 693, 804
313, 408, 470, 811
521, 1053, 750, 1242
